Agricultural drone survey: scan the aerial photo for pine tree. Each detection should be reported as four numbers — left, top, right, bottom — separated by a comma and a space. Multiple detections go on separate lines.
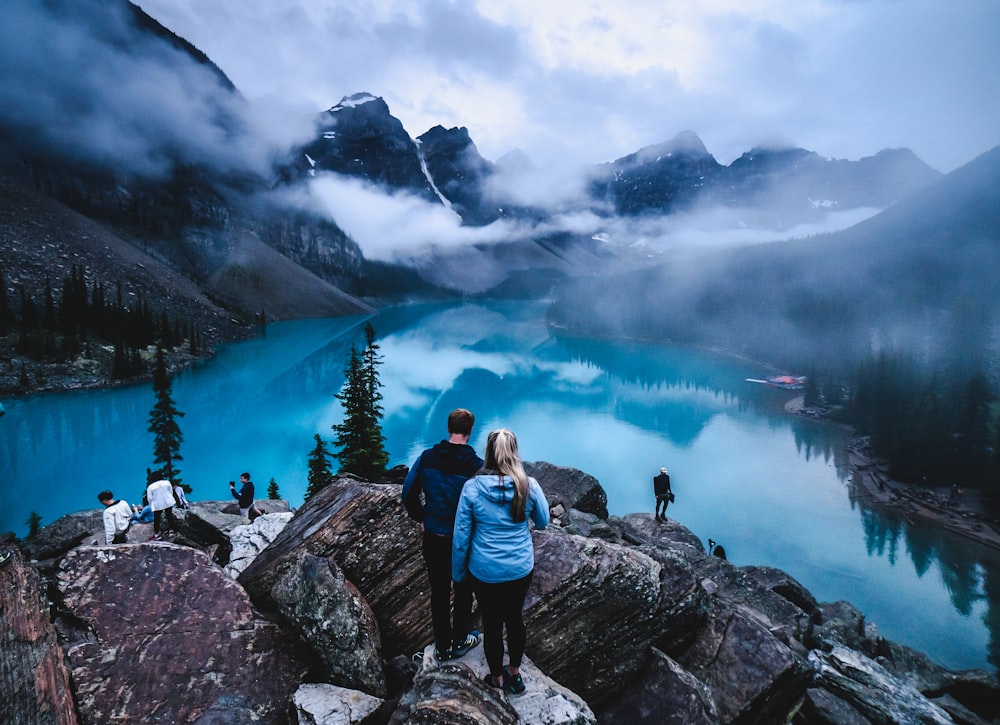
25, 510, 42, 539
267, 477, 281, 500
0, 268, 15, 333
332, 323, 389, 480
306, 433, 334, 500
148, 345, 186, 490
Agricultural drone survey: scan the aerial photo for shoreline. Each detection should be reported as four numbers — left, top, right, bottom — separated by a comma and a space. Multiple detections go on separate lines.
785, 395, 1000, 552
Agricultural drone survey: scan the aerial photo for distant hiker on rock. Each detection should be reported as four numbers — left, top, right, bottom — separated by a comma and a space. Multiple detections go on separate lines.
230, 472, 256, 520
402, 408, 484, 662
98, 490, 132, 544
654, 467, 673, 521
173, 483, 190, 510
453, 428, 549, 696
146, 477, 177, 540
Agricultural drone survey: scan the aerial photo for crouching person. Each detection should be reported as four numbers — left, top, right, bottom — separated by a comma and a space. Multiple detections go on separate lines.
99, 490, 132, 544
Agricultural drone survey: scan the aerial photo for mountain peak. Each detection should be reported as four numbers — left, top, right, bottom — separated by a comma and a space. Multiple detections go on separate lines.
328, 92, 383, 113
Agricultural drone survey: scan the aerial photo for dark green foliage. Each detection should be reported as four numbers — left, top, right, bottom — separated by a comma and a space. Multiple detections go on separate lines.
7, 265, 196, 377
25, 510, 42, 539
148, 346, 186, 489
332, 322, 389, 480
267, 477, 281, 500
845, 352, 997, 486
305, 433, 333, 501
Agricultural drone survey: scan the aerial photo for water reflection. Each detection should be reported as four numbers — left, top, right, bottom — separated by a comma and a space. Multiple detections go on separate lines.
0, 299, 994, 672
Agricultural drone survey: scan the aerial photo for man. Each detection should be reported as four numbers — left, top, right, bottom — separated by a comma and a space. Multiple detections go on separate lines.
402, 408, 484, 661
654, 467, 672, 521
146, 477, 177, 540
230, 472, 255, 520
98, 490, 132, 544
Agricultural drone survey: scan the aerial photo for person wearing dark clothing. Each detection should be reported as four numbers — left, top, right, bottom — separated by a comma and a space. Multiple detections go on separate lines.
230, 472, 255, 520
402, 408, 484, 661
654, 467, 672, 521
146, 478, 178, 539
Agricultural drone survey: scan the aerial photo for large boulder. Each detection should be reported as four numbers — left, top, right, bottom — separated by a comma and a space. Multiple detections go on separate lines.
270, 553, 387, 697
292, 683, 389, 725
55, 543, 308, 724
673, 597, 813, 724
239, 478, 429, 657
525, 461, 609, 519
598, 647, 719, 725
808, 644, 954, 724
23, 509, 104, 561
224, 512, 294, 578
525, 530, 664, 703
0, 544, 79, 724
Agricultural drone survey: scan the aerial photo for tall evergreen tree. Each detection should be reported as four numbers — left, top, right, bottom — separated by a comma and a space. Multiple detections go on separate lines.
148, 346, 186, 490
267, 477, 281, 500
332, 323, 389, 480
305, 433, 334, 500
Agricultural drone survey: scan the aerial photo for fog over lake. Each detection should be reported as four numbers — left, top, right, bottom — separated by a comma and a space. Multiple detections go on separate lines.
1, 300, 995, 673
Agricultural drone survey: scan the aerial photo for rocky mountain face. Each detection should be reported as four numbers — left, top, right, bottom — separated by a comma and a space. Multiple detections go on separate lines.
4, 466, 996, 724
416, 125, 501, 226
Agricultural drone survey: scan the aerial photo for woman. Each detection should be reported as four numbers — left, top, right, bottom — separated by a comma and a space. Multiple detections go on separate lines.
452, 429, 549, 695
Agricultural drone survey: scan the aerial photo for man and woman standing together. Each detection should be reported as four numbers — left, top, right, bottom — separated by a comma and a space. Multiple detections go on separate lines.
403, 409, 549, 696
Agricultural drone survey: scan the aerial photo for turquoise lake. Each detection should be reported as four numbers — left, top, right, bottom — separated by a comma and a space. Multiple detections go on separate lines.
1, 300, 996, 673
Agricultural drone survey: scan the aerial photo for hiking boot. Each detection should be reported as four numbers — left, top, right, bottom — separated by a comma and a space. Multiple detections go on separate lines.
483, 672, 502, 688
502, 666, 525, 695
149, 533, 162, 541
450, 630, 482, 658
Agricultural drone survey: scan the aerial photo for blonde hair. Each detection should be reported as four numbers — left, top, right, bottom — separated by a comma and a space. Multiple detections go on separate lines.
483, 428, 529, 522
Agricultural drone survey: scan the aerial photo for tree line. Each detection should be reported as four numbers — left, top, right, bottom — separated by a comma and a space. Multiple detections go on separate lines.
0, 265, 205, 383
806, 353, 1000, 499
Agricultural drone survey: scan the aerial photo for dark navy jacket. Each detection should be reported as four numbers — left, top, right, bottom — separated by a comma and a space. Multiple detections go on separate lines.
402, 441, 483, 536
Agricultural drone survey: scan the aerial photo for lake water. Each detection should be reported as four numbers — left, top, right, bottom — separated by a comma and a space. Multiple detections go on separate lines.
1, 300, 996, 673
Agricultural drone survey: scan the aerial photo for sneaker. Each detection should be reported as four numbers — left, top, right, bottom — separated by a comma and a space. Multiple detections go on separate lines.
482, 672, 502, 688
149, 533, 162, 541
450, 630, 482, 658
502, 666, 525, 695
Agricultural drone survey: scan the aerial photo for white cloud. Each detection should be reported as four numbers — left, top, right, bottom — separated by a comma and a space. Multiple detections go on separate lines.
138, 0, 999, 174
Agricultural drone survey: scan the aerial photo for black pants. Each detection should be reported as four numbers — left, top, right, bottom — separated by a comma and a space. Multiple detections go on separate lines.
655, 493, 670, 518
422, 531, 474, 653
471, 571, 533, 676
154, 506, 177, 534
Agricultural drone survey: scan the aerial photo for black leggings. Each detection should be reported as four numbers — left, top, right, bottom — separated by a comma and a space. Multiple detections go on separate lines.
471, 571, 533, 676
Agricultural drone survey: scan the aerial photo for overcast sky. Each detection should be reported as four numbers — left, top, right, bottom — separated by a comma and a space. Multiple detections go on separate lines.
137, 0, 999, 175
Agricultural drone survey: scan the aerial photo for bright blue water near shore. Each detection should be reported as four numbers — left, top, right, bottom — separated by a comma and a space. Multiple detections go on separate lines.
1, 300, 995, 672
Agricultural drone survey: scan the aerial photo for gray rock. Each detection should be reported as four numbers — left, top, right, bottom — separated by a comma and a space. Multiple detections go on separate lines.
271, 553, 386, 697
412, 641, 597, 724
795, 687, 874, 725
224, 512, 293, 578
526, 530, 664, 703
239, 478, 430, 657
55, 543, 308, 724
390, 661, 519, 725
674, 596, 812, 724
23, 509, 103, 561
292, 683, 387, 725
808, 644, 954, 724
598, 648, 720, 724
524, 461, 609, 519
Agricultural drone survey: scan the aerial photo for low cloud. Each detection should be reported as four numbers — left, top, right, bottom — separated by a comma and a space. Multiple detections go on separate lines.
0, 0, 314, 179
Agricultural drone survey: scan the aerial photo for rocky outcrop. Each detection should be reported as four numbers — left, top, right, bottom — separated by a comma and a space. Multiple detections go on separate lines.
223, 511, 294, 578
6, 464, 998, 724
270, 553, 386, 697
525, 461, 609, 519
55, 543, 308, 723
0, 543, 78, 725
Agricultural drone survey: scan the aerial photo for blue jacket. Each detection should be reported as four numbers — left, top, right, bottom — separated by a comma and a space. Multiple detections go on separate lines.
401, 441, 483, 536
452, 473, 549, 584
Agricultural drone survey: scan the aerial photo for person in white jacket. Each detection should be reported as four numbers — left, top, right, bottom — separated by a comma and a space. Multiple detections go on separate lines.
98, 490, 132, 544
452, 428, 549, 695
146, 478, 177, 540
